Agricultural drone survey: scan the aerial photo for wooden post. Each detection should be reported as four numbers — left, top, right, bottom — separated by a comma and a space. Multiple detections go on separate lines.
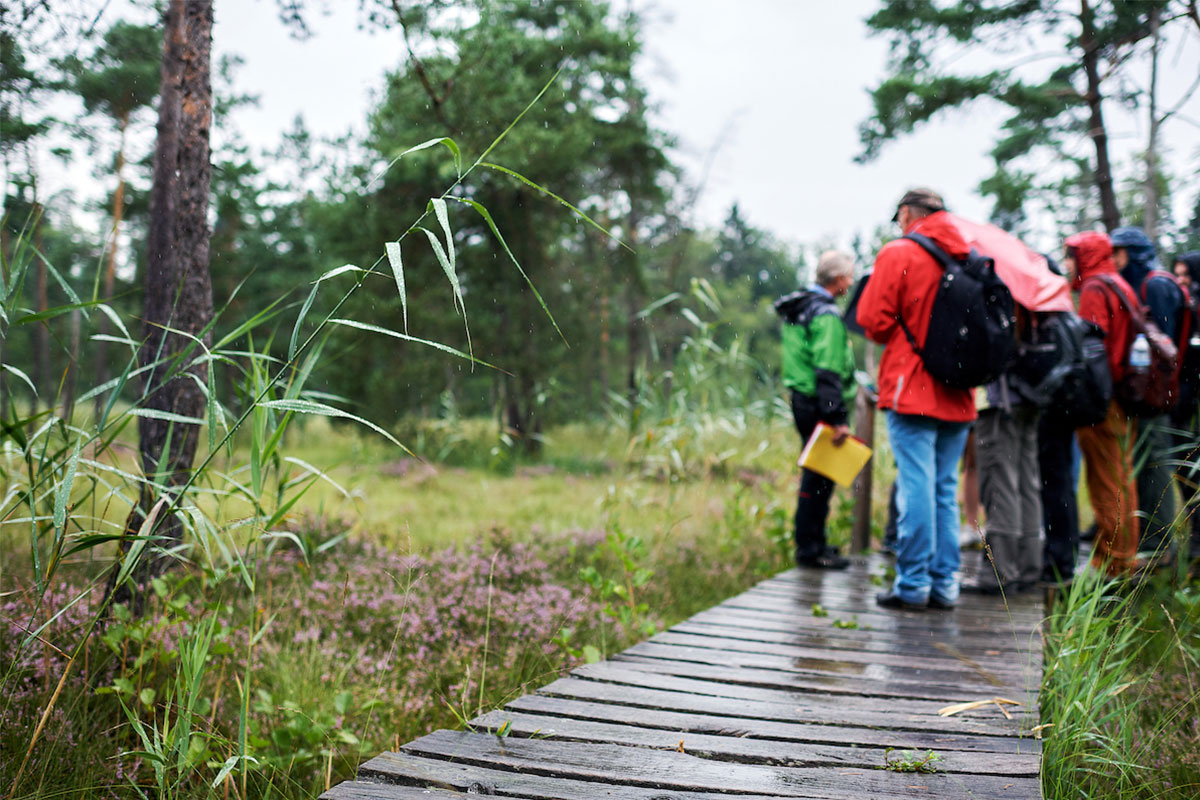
851, 343, 878, 553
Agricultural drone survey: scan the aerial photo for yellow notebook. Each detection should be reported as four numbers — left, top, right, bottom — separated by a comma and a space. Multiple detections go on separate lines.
798, 422, 873, 488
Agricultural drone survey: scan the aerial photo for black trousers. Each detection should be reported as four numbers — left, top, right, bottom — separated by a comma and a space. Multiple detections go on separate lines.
791, 390, 836, 559
1039, 413, 1079, 579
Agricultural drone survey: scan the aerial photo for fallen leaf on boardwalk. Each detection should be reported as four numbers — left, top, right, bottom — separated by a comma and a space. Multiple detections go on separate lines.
937, 697, 1023, 717
677, 740, 685, 753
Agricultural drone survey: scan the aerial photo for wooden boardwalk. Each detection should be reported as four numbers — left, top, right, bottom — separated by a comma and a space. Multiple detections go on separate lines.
325, 556, 1044, 799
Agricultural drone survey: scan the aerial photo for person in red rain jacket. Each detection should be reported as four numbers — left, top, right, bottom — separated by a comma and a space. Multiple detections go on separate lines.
1065, 230, 1140, 576
856, 188, 975, 611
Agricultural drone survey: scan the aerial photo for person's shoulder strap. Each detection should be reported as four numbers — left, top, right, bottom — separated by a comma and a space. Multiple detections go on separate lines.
1090, 273, 1139, 317
902, 232, 955, 269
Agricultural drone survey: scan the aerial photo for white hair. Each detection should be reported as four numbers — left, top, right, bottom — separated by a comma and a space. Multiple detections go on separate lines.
815, 250, 854, 287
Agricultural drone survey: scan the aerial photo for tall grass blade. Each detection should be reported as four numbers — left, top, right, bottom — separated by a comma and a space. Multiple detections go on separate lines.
368, 136, 462, 190
2, 364, 38, 396
289, 264, 367, 360
451, 197, 566, 344
257, 398, 410, 453
385, 241, 408, 333
327, 318, 501, 370
480, 162, 630, 250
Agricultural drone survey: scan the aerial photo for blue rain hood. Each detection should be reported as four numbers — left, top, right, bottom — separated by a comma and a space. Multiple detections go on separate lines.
1111, 226, 1160, 288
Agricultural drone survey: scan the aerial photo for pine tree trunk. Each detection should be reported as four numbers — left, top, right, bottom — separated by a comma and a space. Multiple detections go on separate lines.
1144, 5, 1162, 239
1079, 0, 1121, 232
117, 0, 214, 604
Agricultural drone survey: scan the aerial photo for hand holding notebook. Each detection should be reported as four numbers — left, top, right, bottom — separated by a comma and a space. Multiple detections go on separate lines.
798, 422, 872, 488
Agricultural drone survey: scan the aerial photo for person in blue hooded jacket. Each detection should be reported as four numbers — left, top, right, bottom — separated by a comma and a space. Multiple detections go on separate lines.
1111, 226, 1186, 562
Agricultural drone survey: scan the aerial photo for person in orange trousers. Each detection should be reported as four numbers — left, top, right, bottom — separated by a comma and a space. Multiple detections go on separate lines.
1065, 231, 1140, 575
1075, 401, 1139, 573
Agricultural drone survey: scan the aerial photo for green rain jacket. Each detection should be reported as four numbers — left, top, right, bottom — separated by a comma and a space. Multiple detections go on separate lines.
775, 287, 857, 425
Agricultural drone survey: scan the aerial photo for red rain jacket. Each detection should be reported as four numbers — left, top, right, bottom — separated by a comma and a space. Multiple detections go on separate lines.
856, 211, 976, 422
1067, 231, 1137, 382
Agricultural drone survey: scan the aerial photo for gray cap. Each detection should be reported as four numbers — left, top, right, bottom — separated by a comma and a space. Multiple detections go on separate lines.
892, 188, 946, 222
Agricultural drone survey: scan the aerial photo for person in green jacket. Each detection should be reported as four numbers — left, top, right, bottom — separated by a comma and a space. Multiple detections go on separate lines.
774, 250, 858, 569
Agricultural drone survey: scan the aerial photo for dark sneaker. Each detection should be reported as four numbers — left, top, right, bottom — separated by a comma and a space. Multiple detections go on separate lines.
928, 594, 956, 610
797, 549, 850, 570
875, 590, 926, 611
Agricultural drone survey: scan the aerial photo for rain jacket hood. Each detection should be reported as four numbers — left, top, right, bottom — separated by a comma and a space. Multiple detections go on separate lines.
1066, 231, 1115, 289
1067, 230, 1138, 380
1111, 226, 1160, 290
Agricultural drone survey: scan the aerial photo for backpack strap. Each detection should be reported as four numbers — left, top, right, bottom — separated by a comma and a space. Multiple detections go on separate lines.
1139, 269, 1192, 346
902, 232, 956, 270
1094, 273, 1185, 384
893, 233, 955, 353
1090, 273, 1146, 332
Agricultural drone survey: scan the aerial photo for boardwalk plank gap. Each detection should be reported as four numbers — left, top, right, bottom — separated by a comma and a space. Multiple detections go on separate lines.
324, 559, 1045, 799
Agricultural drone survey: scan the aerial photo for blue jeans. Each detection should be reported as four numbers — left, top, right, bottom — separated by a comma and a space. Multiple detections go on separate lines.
887, 411, 971, 604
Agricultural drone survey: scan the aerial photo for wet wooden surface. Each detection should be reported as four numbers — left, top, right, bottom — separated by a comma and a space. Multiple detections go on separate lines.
324, 556, 1044, 799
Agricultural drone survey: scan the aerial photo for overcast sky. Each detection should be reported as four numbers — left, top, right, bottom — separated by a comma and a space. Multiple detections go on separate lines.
211, 0, 1200, 258
31, 0, 1199, 261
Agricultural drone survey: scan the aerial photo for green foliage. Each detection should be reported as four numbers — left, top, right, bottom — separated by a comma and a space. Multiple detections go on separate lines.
1040, 570, 1200, 798
578, 522, 659, 643
859, 0, 1190, 231
882, 748, 942, 773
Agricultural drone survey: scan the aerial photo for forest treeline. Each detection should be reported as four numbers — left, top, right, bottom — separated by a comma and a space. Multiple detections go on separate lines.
3, 0, 1200, 454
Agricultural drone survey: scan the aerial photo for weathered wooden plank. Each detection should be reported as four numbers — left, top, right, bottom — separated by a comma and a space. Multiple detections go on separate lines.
742, 584, 1043, 624
715, 595, 1041, 635
542, 674, 1034, 736
321, 781, 472, 799
610, 652, 1028, 703
669, 618, 1043, 667
386, 730, 1043, 799
359, 750, 795, 800
686, 606, 1045, 657
569, 662, 1037, 726
468, 709, 1040, 777
621, 642, 1031, 696
639, 631, 1034, 684
501, 693, 1035, 755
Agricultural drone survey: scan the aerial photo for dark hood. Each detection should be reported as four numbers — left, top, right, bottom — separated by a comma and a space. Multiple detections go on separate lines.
774, 288, 834, 326
1066, 231, 1115, 289
1111, 226, 1159, 289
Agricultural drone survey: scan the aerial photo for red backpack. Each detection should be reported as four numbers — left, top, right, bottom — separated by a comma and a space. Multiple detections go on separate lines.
1091, 273, 1182, 417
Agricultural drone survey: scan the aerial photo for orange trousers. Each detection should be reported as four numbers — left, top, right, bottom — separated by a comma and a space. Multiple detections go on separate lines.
1076, 400, 1140, 574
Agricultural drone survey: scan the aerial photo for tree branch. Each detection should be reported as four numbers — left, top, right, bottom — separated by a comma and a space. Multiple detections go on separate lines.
389, 0, 456, 133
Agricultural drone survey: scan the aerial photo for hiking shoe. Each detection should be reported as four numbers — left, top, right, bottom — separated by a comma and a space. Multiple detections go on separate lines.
874, 590, 926, 611
797, 548, 850, 570
928, 594, 956, 611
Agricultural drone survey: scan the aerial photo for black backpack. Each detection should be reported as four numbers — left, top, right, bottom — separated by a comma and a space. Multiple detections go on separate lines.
897, 233, 1016, 389
1011, 311, 1112, 427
